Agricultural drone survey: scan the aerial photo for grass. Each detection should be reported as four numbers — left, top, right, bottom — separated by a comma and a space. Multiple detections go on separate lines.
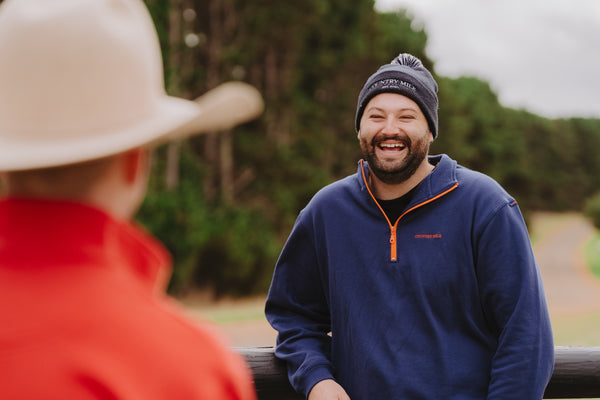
585, 231, 600, 278
552, 311, 600, 346
200, 305, 265, 324
180, 293, 267, 324
528, 212, 574, 245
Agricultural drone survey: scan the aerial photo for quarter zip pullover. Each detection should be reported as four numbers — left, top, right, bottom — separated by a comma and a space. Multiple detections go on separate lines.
266, 154, 553, 400
360, 158, 459, 261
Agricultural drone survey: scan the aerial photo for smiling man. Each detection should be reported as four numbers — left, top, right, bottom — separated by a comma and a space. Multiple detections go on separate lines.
265, 54, 554, 399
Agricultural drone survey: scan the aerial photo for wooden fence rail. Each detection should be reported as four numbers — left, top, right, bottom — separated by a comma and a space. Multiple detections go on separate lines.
236, 346, 600, 399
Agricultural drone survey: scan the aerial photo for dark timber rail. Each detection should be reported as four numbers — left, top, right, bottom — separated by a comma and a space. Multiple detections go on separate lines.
236, 346, 600, 399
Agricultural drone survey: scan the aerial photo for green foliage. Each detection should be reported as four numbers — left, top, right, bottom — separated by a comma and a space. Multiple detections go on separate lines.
191, 206, 280, 297
140, 0, 600, 297
136, 144, 211, 292
435, 75, 600, 214
584, 232, 600, 279
585, 193, 600, 231
137, 143, 279, 297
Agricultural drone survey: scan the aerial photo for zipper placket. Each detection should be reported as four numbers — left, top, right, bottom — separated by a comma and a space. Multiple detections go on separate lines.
389, 224, 398, 261
360, 160, 459, 262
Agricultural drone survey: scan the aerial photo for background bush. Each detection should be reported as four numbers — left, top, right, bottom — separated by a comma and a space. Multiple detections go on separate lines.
585, 192, 600, 231
138, 0, 600, 297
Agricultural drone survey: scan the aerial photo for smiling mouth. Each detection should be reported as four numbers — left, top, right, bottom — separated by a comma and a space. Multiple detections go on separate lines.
378, 142, 407, 151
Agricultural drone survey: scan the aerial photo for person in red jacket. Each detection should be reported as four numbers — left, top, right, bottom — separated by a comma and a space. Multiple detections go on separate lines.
0, 0, 263, 399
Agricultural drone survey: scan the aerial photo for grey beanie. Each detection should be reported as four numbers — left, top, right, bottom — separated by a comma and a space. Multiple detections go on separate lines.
355, 53, 439, 138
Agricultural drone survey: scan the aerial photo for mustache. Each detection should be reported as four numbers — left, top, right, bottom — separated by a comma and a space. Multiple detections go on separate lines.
372, 134, 411, 147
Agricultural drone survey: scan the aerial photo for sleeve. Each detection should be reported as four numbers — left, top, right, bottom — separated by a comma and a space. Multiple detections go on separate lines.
265, 211, 335, 398
475, 201, 554, 399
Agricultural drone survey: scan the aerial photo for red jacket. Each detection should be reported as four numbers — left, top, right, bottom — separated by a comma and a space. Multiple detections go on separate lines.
0, 198, 256, 400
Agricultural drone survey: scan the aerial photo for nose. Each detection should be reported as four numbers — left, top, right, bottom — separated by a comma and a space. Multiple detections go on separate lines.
381, 115, 397, 134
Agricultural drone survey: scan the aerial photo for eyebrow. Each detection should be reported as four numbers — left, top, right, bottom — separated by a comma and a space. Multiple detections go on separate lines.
365, 106, 418, 114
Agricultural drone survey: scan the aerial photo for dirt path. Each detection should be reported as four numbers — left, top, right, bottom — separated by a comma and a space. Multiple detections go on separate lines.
186, 212, 599, 346
532, 212, 600, 318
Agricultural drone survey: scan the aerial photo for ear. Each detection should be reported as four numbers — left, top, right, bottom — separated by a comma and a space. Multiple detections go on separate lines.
122, 147, 147, 184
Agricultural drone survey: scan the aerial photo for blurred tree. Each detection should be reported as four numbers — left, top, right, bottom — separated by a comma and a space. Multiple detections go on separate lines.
585, 192, 600, 230
140, 0, 600, 297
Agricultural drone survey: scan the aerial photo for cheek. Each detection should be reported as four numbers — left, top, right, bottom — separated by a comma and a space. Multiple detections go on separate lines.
357, 132, 371, 149
357, 130, 366, 144
357, 127, 375, 142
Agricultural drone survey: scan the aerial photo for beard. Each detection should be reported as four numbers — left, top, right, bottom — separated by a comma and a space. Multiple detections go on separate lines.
360, 133, 430, 185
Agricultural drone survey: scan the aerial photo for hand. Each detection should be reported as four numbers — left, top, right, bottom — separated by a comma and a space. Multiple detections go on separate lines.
308, 379, 351, 400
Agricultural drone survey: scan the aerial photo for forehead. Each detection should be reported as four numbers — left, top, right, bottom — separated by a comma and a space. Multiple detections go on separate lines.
365, 92, 421, 112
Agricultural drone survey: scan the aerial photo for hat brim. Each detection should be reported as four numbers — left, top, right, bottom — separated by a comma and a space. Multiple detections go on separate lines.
0, 82, 263, 171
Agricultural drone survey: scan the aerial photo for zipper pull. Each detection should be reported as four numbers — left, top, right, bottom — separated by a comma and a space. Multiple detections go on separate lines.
390, 225, 397, 262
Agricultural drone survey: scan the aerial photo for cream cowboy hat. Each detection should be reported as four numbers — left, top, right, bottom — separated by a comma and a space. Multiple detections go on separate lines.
0, 0, 264, 171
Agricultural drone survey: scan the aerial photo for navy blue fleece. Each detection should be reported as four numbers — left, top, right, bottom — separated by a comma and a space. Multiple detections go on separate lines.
266, 154, 554, 399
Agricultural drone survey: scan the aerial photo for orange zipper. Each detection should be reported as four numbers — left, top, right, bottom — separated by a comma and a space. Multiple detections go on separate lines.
389, 224, 397, 261
360, 160, 459, 262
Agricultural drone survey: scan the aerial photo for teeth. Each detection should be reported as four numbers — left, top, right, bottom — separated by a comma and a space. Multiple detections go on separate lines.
380, 143, 405, 149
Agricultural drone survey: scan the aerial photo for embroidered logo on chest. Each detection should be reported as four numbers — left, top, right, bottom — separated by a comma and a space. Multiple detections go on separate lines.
414, 233, 442, 239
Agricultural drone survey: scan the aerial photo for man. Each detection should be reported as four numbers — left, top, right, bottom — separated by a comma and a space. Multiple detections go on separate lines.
0, 0, 263, 398
265, 53, 554, 399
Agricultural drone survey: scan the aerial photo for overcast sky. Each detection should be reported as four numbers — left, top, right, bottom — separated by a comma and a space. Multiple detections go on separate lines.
374, 0, 600, 119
